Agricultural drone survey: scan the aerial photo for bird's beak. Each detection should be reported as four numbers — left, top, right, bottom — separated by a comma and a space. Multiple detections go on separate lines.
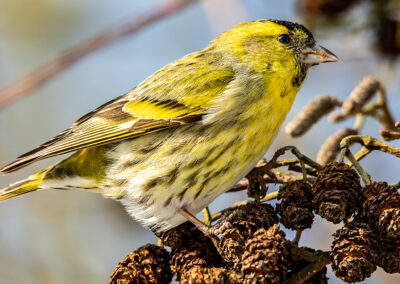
302, 44, 339, 66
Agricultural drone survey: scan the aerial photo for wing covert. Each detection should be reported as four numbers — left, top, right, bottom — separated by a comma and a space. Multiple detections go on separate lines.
1, 53, 234, 173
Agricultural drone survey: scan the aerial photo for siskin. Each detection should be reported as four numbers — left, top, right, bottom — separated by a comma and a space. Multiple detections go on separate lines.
0, 20, 337, 236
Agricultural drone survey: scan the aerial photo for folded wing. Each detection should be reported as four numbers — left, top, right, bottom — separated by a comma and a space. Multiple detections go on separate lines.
1, 54, 233, 173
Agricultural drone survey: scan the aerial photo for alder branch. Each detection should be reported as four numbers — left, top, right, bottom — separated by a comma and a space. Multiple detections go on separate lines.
0, 0, 198, 109
340, 135, 400, 158
282, 252, 331, 284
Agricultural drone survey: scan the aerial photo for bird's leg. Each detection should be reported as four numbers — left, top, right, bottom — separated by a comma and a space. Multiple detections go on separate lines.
179, 208, 223, 253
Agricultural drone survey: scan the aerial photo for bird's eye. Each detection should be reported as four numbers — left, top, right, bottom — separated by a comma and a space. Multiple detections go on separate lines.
278, 34, 291, 45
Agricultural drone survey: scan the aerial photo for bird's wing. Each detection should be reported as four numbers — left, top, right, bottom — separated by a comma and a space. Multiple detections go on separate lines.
1, 56, 234, 173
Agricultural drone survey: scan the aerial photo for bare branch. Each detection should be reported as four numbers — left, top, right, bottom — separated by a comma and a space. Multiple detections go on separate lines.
0, 0, 198, 109
340, 135, 400, 158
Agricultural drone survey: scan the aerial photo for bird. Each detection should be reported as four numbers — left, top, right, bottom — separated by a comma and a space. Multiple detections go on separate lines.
0, 19, 337, 237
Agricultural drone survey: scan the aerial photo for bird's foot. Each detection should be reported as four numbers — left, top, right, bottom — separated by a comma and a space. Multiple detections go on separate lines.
179, 208, 227, 254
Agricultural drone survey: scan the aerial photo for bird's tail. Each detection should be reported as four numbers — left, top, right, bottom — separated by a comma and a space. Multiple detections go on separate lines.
0, 171, 46, 201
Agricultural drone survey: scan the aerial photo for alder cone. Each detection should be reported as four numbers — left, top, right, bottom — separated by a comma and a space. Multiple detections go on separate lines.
313, 162, 360, 223
180, 267, 242, 284
160, 222, 222, 280
241, 224, 291, 283
361, 182, 400, 239
377, 238, 400, 274
276, 181, 314, 230
109, 244, 172, 284
331, 218, 379, 283
218, 203, 278, 265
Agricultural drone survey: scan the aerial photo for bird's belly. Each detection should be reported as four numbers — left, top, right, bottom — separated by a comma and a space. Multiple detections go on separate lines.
103, 121, 278, 232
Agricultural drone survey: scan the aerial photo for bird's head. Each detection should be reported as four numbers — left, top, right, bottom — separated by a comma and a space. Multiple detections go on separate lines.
211, 19, 338, 81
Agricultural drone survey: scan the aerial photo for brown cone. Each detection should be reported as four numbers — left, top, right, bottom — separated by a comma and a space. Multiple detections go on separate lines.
218, 203, 278, 266
109, 244, 172, 284
313, 162, 360, 223
180, 267, 243, 284
159, 222, 222, 280
241, 224, 291, 283
361, 182, 400, 239
331, 218, 379, 283
276, 181, 314, 230
377, 238, 400, 274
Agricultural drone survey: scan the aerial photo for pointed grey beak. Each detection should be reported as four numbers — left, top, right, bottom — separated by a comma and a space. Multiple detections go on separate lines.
302, 44, 339, 66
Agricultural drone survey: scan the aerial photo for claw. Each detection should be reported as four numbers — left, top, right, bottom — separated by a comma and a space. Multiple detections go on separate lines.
179, 208, 222, 254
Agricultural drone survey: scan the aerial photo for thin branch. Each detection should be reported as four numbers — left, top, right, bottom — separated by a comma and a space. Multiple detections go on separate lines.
282, 253, 331, 284
352, 146, 372, 162
287, 164, 317, 176
376, 83, 396, 131
340, 135, 400, 158
289, 146, 322, 170
227, 169, 304, 193
346, 149, 371, 185
293, 230, 303, 246
0, 0, 198, 109
380, 129, 400, 141
210, 191, 279, 222
261, 190, 279, 202
290, 246, 330, 263
273, 158, 300, 167
203, 207, 212, 226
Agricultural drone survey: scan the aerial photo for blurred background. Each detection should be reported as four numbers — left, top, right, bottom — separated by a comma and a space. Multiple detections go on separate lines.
0, 0, 399, 283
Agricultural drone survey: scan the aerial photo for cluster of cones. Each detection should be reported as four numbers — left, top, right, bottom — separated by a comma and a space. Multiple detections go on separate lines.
110, 162, 400, 283
313, 163, 400, 282
110, 205, 326, 284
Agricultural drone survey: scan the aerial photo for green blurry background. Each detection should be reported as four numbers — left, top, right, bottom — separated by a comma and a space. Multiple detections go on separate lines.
0, 0, 399, 283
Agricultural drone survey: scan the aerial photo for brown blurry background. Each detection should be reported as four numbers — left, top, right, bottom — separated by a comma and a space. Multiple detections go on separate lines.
0, 0, 399, 283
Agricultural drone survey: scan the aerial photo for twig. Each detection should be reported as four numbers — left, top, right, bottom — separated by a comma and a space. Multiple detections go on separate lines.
290, 246, 330, 263
345, 149, 371, 185
261, 190, 279, 203
210, 191, 279, 222
273, 170, 311, 183
289, 146, 322, 170
203, 207, 212, 226
340, 135, 400, 158
282, 251, 331, 284
261, 146, 320, 177
380, 129, 400, 141
339, 147, 347, 163
287, 164, 317, 176
0, 0, 198, 109
293, 230, 303, 246
352, 147, 372, 162
227, 170, 304, 193
273, 158, 300, 167
376, 83, 396, 131
353, 113, 364, 130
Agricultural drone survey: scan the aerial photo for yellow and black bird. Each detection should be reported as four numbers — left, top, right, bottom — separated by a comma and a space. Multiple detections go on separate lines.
0, 20, 337, 235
